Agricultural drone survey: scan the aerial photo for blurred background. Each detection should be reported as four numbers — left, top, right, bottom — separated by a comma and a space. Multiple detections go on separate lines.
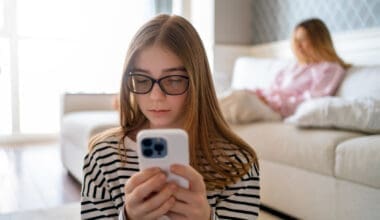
1, 0, 379, 141
0, 0, 379, 219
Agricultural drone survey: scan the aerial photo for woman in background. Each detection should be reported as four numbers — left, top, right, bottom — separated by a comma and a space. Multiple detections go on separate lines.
221, 18, 350, 122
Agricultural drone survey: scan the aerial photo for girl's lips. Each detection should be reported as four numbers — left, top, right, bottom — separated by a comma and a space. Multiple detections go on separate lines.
148, 109, 171, 115
148, 109, 170, 117
149, 109, 170, 112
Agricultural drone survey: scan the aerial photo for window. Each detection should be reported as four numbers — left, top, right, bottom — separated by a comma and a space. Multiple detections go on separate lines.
1, 0, 173, 137
0, 0, 12, 135
0, 0, 4, 29
0, 39, 11, 135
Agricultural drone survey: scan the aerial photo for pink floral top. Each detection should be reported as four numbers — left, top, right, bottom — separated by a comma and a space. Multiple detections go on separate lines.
255, 62, 346, 117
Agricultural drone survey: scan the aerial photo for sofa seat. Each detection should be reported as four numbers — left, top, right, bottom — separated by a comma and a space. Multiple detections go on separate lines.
231, 122, 362, 176
336, 135, 380, 188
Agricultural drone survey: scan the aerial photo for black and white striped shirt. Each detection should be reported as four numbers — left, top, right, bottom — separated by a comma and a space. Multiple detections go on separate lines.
81, 136, 260, 220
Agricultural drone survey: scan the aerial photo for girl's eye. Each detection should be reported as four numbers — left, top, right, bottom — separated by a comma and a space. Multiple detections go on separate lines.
164, 77, 185, 86
132, 74, 152, 84
168, 79, 183, 83
136, 79, 150, 84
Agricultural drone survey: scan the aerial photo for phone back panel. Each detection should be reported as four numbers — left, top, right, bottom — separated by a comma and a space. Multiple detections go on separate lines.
137, 129, 189, 188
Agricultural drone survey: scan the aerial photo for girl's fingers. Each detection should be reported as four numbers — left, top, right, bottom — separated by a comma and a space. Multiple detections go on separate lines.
168, 200, 188, 215
144, 196, 176, 219
166, 211, 187, 220
127, 172, 167, 206
172, 187, 195, 203
141, 183, 178, 213
170, 164, 206, 193
124, 167, 161, 194
169, 198, 210, 220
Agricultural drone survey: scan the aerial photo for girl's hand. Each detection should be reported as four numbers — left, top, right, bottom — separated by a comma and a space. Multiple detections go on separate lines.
167, 164, 211, 220
124, 167, 178, 220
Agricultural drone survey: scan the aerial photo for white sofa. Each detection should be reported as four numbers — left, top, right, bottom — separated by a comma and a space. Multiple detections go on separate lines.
60, 59, 380, 220
60, 93, 119, 181
228, 57, 380, 220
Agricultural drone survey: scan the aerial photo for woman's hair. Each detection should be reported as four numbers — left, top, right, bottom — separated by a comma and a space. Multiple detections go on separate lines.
89, 14, 258, 190
293, 18, 350, 69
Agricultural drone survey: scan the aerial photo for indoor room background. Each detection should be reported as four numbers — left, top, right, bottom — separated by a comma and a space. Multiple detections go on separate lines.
1, 0, 379, 141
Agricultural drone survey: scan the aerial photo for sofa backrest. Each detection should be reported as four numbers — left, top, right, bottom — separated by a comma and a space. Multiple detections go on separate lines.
336, 66, 380, 100
231, 57, 291, 90
231, 57, 380, 101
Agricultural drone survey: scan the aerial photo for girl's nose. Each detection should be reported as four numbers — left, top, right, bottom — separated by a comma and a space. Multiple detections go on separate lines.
149, 83, 166, 100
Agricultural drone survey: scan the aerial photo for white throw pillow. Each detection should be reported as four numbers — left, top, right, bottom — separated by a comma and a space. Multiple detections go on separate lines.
336, 66, 380, 99
285, 97, 380, 133
219, 90, 281, 124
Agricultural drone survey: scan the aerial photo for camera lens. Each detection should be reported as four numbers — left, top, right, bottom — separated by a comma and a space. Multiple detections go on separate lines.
154, 143, 164, 154
142, 148, 153, 157
142, 138, 152, 147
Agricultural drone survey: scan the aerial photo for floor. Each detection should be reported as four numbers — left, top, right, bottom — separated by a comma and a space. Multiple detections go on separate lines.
0, 141, 81, 214
0, 141, 284, 219
0, 202, 80, 220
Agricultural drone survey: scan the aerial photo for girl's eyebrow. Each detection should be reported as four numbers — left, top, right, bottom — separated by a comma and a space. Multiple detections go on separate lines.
131, 66, 186, 74
131, 68, 149, 73
162, 66, 186, 73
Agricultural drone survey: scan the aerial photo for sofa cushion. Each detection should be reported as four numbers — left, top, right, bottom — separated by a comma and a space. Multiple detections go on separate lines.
336, 66, 380, 99
61, 111, 119, 150
335, 135, 380, 188
231, 122, 362, 176
285, 97, 380, 134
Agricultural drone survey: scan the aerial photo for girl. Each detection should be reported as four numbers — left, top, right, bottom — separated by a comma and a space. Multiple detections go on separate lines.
221, 18, 349, 123
81, 14, 260, 220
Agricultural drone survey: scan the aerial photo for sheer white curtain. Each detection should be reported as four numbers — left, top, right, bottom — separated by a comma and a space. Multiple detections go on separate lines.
1, 0, 157, 136
0, 38, 11, 135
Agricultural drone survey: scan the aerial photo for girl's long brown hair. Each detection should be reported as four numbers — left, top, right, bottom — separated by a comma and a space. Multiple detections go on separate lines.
293, 18, 351, 69
89, 14, 258, 190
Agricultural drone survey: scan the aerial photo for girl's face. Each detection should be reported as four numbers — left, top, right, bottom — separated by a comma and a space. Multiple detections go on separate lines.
132, 45, 188, 129
292, 27, 315, 63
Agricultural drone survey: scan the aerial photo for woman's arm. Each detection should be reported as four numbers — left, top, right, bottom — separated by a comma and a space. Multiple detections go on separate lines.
309, 63, 346, 97
267, 63, 346, 117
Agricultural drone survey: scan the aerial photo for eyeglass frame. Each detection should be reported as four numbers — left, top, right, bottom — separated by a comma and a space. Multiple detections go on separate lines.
127, 72, 190, 95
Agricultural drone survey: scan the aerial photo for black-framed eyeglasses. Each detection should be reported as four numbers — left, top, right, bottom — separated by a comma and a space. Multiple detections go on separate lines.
127, 73, 190, 95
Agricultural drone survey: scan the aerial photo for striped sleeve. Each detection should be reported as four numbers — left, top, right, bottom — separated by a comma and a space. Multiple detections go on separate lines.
212, 163, 260, 220
81, 145, 121, 220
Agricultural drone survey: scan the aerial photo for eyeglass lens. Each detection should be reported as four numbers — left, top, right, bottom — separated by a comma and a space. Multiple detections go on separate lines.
128, 73, 189, 95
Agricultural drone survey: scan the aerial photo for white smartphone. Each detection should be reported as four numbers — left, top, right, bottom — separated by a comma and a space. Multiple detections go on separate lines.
137, 128, 189, 189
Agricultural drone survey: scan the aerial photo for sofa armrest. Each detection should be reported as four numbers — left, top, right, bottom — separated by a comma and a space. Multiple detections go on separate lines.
61, 93, 117, 115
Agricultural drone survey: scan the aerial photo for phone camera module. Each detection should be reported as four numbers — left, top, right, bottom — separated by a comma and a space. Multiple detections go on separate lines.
154, 143, 164, 155
142, 148, 153, 157
141, 137, 167, 158
142, 138, 152, 147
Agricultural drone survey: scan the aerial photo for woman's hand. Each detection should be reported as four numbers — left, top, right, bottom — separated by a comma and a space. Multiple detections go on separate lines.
124, 167, 178, 220
254, 89, 269, 105
167, 164, 211, 220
